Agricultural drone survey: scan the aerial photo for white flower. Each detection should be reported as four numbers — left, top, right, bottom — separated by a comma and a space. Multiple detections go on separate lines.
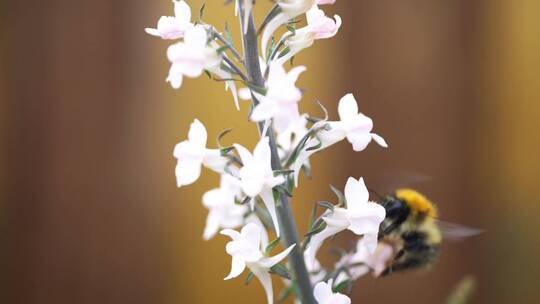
221, 223, 296, 304
317, 0, 336, 4
251, 63, 306, 133
305, 177, 386, 269
145, 0, 192, 40
261, 0, 316, 58
277, 5, 341, 64
166, 25, 221, 89
173, 119, 228, 187
234, 137, 285, 236
202, 175, 247, 240
335, 239, 395, 284
333, 93, 387, 151
293, 94, 387, 186
313, 279, 351, 304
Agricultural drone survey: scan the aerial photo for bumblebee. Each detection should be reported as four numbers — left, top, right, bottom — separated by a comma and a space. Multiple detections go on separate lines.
376, 188, 479, 277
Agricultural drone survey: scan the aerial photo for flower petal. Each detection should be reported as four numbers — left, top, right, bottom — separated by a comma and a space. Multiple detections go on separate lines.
258, 244, 295, 269
174, 0, 191, 21
313, 281, 333, 302
166, 63, 184, 89
175, 158, 202, 187
242, 222, 262, 250
202, 149, 228, 174
249, 265, 274, 304
145, 28, 160, 37
188, 119, 207, 148
220, 228, 241, 241
203, 211, 221, 240
259, 188, 280, 237
253, 137, 271, 169
286, 66, 307, 83
371, 132, 388, 148
305, 221, 346, 270
224, 255, 246, 280
233, 143, 253, 166
338, 93, 358, 121
346, 202, 386, 236
184, 24, 208, 48
348, 131, 373, 152
251, 101, 277, 122
344, 177, 369, 211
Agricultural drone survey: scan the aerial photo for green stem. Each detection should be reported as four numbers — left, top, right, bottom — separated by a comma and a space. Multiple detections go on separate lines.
238, 4, 316, 304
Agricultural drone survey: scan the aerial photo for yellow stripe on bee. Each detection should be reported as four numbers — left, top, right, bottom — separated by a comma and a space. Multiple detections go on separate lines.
395, 188, 438, 218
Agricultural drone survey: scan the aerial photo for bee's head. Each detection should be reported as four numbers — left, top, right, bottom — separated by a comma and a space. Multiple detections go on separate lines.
380, 196, 410, 234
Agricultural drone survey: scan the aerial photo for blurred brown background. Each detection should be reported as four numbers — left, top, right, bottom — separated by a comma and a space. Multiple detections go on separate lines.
2, 0, 539, 303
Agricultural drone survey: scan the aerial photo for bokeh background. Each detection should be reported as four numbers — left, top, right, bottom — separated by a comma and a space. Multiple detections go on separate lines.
2, 0, 539, 303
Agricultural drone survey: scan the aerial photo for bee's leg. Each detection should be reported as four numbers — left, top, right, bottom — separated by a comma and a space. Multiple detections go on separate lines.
394, 249, 405, 260
380, 266, 393, 277
384, 259, 424, 274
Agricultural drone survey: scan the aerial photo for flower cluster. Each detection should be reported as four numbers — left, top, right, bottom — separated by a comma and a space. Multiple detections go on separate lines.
148, 1, 391, 303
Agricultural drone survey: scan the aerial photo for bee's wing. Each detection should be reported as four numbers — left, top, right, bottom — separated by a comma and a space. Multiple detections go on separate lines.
435, 220, 484, 241
370, 171, 432, 196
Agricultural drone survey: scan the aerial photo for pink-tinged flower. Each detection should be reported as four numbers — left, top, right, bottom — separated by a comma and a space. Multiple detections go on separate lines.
335, 239, 395, 284
313, 279, 351, 304
145, 0, 192, 40
305, 177, 386, 269
202, 175, 247, 240
306, 5, 341, 39
277, 5, 341, 64
166, 25, 221, 89
261, 0, 316, 58
317, 0, 336, 4
234, 137, 285, 236
251, 63, 306, 133
221, 223, 296, 304
292, 94, 387, 186
173, 119, 228, 187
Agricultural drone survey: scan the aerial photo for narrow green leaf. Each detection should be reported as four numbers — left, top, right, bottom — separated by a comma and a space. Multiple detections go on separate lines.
333, 280, 351, 294
305, 137, 322, 151
236, 196, 251, 206
224, 22, 233, 45
307, 204, 318, 230
217, 45, 231, 54
275, 185, 292, 197
277, 286, 294, 302
273, 169, 294, 176
264, 237, 281, 256
269, 264, 292, 280
245, 271, 254, 285
216, 128, 233, 148
199, 3, 206, 19
330, 184, 346, 207
257, 4, 282, 36
286, 23, 296, 35
317, 201, 335, 211
277, 46, 291, 59
305, 221, 326, 238
220, 146, 235, 156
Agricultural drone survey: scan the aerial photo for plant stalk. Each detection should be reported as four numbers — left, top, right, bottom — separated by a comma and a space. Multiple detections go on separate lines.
238, 4, 316, 304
